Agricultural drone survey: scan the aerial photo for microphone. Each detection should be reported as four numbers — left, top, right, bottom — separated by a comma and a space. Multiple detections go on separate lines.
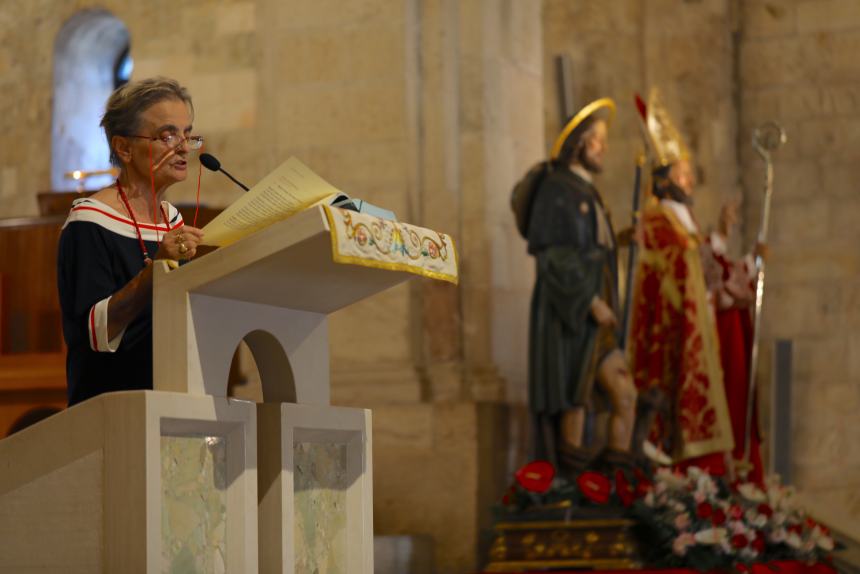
199, 152, 250, 191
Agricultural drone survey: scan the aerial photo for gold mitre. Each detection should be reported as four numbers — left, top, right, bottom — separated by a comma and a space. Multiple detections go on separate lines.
551, 97, 616, 160
636, 88, 690, 168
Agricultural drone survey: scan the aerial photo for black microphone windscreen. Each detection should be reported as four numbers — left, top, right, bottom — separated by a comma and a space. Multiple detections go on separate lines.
199, 153, 221, 172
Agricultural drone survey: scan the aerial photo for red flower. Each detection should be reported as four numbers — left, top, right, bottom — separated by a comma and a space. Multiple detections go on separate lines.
577, 471, 611, 504
731, 534, 749, 549
514, 461, 555, 494
696, 502, 714, 520
788, 523, 803, 535
757, 503, 774, 519
805, 517, 818, 529
633, 468, 653, 498
752, 532, 766, 553
615, 470, 634, 507
712, 508, 727, 526
728, 505, 744, 520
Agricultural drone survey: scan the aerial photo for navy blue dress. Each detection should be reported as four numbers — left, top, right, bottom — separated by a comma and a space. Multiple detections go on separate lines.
57, 197, 182, 406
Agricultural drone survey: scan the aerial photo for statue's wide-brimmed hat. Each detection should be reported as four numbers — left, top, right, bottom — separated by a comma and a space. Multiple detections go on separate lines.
550, 97, 616, 160
635, 87, 690, 169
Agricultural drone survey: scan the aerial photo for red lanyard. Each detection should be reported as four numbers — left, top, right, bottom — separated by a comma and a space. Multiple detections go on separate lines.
116, 179, 169, 264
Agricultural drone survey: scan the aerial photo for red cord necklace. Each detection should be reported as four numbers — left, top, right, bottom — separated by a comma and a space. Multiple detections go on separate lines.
116, 179, 169, 264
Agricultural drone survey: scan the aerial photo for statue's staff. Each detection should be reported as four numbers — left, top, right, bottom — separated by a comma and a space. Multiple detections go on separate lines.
744, 122, 787, 465
620, 94, 651, 351
619, 153, 644, 351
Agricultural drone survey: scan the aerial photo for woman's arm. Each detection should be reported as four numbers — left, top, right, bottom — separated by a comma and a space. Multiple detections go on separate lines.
106, 262, 154, 341
106, 224, 205, 340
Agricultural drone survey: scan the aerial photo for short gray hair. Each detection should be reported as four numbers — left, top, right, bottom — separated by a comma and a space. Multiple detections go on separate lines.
100, 77, 193, 166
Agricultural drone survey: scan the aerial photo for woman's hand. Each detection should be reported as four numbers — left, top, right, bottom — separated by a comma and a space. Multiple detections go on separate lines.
155, 225, 204, 261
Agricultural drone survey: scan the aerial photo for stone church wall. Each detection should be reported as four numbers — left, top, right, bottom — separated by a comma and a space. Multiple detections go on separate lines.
739, 0, 860, 532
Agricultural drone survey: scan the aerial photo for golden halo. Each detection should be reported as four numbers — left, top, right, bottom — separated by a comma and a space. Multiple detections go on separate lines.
550, 97, 617, 160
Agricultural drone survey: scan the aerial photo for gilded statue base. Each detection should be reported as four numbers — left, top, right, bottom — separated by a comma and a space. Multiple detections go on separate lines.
484, 518, 642, 572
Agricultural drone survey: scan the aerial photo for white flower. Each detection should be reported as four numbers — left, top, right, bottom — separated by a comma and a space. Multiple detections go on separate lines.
745, 509, 768, 529
656, 468, 688, 491
695, 528, 728, 545
772, 511, 787, 526
695, 474, 718, 497
811, 525, 825, 540
817, 536, 835, 552
694, 491, 706, 504
686, 466, 705, 481
672, 533, 696, 556
731, 520, 748, 536
786, 532, 803, 549
738, 483, 767, 503
644, 492, 655, 507
670, 500, 686, 513
769, 528, 787, 544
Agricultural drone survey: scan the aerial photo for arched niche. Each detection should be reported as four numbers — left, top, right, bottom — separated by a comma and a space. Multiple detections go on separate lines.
227, 330, 297, 404
52, 9, 131, 191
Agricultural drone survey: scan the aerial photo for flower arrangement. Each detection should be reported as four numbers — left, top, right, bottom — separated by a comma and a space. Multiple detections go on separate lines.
496, 461, 835, 570
632, 468, 835, 570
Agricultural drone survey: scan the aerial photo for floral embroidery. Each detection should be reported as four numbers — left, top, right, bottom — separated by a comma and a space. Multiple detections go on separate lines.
340, 211, 452, 264
324, 206, 458, 284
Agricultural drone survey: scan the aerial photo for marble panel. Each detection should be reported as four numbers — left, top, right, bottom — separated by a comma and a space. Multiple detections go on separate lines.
161, 434, 228, 574
294, 441, 349, 574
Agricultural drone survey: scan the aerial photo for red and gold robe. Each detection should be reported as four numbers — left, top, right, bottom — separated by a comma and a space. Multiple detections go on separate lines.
707, 233, 764, 483
628, 198, 734, 469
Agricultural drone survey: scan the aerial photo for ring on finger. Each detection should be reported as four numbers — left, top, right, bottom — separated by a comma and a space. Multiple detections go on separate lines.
178, 242, 188, 255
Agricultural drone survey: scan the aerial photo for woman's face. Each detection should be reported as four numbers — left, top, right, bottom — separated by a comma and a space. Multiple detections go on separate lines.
126, 98, 194, 187
669, 159, 695, 197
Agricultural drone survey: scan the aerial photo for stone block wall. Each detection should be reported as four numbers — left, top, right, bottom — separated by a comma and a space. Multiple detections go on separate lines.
739, 0, 860, 530
543, 0, 741, 242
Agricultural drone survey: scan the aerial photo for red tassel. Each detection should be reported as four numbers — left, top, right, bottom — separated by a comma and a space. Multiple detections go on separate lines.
634, 93, 647, 121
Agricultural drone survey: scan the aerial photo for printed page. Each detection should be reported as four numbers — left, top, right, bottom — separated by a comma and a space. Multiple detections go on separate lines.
201, 157, 342, 246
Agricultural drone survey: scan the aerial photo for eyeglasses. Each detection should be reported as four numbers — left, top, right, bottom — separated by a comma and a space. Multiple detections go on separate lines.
124, 133, 204, 150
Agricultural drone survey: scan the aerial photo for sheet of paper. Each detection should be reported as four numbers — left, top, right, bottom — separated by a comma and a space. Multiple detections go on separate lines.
201, 157, 342, 246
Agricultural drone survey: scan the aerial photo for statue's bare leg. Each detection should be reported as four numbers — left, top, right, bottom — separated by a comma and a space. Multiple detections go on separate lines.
596, 350, 637, 452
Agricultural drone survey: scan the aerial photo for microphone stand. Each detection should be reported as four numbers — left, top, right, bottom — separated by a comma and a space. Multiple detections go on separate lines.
219, 168, 249, 192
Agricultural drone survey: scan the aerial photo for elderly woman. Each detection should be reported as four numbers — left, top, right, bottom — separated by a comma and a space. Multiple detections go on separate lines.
58, 77, 204, 406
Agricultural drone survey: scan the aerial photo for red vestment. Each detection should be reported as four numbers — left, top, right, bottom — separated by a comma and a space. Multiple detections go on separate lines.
629, 199, 734, 472
707, 234, 764, 483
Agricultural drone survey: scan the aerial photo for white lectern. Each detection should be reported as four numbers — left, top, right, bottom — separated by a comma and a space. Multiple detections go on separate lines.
0, 206, 457, 574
